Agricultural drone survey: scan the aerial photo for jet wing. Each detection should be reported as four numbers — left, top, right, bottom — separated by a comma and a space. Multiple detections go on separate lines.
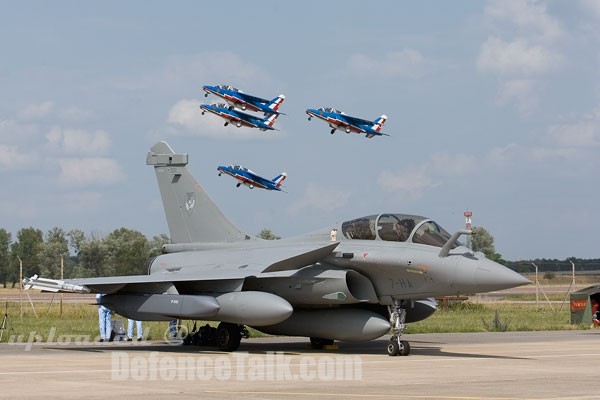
24, 241, 340, 294
343, 115, 374, 127
236, 92, 270, 105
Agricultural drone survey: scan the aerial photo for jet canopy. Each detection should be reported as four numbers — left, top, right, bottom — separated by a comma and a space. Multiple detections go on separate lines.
320, 107, 343, 114
231, 165, 248, 172
341, 213, 461, 249
217, 84, 240, 92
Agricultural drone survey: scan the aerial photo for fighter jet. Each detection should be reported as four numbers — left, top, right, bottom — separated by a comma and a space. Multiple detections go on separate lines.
306, 107, 388, 138
200, 103, 280, 131
24, 141, 530, 356
203, 84, 285, 115
217, 165, 287, 191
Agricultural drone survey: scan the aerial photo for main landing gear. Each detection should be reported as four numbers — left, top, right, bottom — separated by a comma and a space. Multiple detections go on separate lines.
183, 322, 249, 352
387, 301, 410, 356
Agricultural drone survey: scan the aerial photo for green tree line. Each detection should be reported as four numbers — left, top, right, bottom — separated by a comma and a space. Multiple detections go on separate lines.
0, 227, 170, 288
0, 227, 281, 288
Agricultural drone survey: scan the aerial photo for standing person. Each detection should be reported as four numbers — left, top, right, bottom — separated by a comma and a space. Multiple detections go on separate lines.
127, 319, 143, 341
96, 293, 112, 342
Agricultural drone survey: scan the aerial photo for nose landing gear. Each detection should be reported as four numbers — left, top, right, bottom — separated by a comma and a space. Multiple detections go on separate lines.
387, 301, 410, 356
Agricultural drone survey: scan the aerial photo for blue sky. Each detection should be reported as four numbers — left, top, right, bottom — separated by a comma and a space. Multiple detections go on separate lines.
1, 1, 600, 260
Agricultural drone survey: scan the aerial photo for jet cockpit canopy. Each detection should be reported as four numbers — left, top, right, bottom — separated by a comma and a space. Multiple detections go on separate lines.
341, 214, 461, 249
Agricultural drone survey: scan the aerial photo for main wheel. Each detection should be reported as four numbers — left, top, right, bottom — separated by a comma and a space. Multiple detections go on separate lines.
399, 340, 410, 356
216, 322, 241, 352
387, 339, 400, 356
310, 337, 334, 349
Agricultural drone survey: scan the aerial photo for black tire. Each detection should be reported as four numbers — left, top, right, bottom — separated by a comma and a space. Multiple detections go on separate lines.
216, 322, 241, 352
310, 337, 334, 349
387, 340, 400, 356
399, 340, 410, 356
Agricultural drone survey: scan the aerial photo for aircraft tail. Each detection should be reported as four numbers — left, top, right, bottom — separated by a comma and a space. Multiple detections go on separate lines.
146, 141, 250, 244
271, 172, 287, 188
373, 115, 387, 132
268, 95, 285, 112
264, 113, 280, 128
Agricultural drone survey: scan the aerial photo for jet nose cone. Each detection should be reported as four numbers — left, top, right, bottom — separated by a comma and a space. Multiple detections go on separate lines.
475, 260, 531, 292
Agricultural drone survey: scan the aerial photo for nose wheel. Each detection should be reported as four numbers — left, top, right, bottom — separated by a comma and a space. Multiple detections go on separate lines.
388, 301, 410, 356
387, 338, 410, 356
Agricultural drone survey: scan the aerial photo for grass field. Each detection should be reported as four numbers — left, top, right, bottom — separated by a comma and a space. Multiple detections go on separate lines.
0, 296, 585, 344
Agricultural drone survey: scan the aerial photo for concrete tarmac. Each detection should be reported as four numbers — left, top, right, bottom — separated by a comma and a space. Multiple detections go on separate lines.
1, 330, 599, 400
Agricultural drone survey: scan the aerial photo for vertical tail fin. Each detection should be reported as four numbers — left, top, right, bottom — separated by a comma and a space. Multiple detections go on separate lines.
268, 95, 285, 112
146, 141, 250, 243
373, 115, 387, 132
264, 113, 280, 128
271, 172, 287, 188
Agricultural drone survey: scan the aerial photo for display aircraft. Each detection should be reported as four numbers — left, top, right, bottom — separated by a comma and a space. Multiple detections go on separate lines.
203, 84, 285, 115
306, 107, 388, 138
217, 165, 287, 191
200, 103, 279, 131
23, 141, 530, 356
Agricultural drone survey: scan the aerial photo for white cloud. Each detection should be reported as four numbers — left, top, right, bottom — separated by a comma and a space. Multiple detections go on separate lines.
484, 0, 563, 42
0, 119, 39, 144
346, 49, 427, 79
549, 121, 600, 148
376, 152, 476, 199
58, 107, 94, 122
57, 157, 124, 186
377, 169, 439, 199
581, 0, 600, 18
288, 183, 350, 214
487, 143, 522, 166
167, 99, 276, 140
46, 127, 111, 155
478, 0, 564, 113
426, 153, 478, 177
477, 37, 561, 75
0, 145, 36, 171
496, 79, 538, 114
18, 101, 54, 120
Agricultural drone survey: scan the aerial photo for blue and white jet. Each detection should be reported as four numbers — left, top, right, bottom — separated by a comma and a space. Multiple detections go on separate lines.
217, 165, 287, 191
203, 84, 285, 115
200, 103, 280, 131
306, 107, 388, 138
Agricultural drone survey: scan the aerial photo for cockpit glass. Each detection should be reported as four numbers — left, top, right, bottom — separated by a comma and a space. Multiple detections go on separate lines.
341, 215, 377, 240
377, 214, 423, 242
412, 221, 459, 248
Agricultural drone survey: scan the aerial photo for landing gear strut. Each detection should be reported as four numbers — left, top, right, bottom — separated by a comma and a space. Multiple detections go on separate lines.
387, 301, 410, 356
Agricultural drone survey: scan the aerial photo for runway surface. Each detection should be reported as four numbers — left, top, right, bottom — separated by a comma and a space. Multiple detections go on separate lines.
2, 330, 599, 400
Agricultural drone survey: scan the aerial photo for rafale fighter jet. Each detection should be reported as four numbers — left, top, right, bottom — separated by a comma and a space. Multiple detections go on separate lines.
24, 141, 529, 356
306, 107, 388, 138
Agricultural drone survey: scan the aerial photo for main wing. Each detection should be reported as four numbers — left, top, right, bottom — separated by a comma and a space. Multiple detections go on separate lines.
24, 241, 340, 295
234, 91, 271, 105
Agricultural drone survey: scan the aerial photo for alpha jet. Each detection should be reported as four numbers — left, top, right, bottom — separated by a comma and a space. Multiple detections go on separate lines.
306, 107, 388, 138
24, 141, 530, 356
217, 165, 287, 191
200, 103, 280, 131
203, 84, 285, 115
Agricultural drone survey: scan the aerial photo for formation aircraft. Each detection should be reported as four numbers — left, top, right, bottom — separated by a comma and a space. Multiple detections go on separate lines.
306, 107, 388, 138
217, 165, 287, 191
203, 84, 285, 115
24, 141, 530, 356
200, 103, 279, 131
